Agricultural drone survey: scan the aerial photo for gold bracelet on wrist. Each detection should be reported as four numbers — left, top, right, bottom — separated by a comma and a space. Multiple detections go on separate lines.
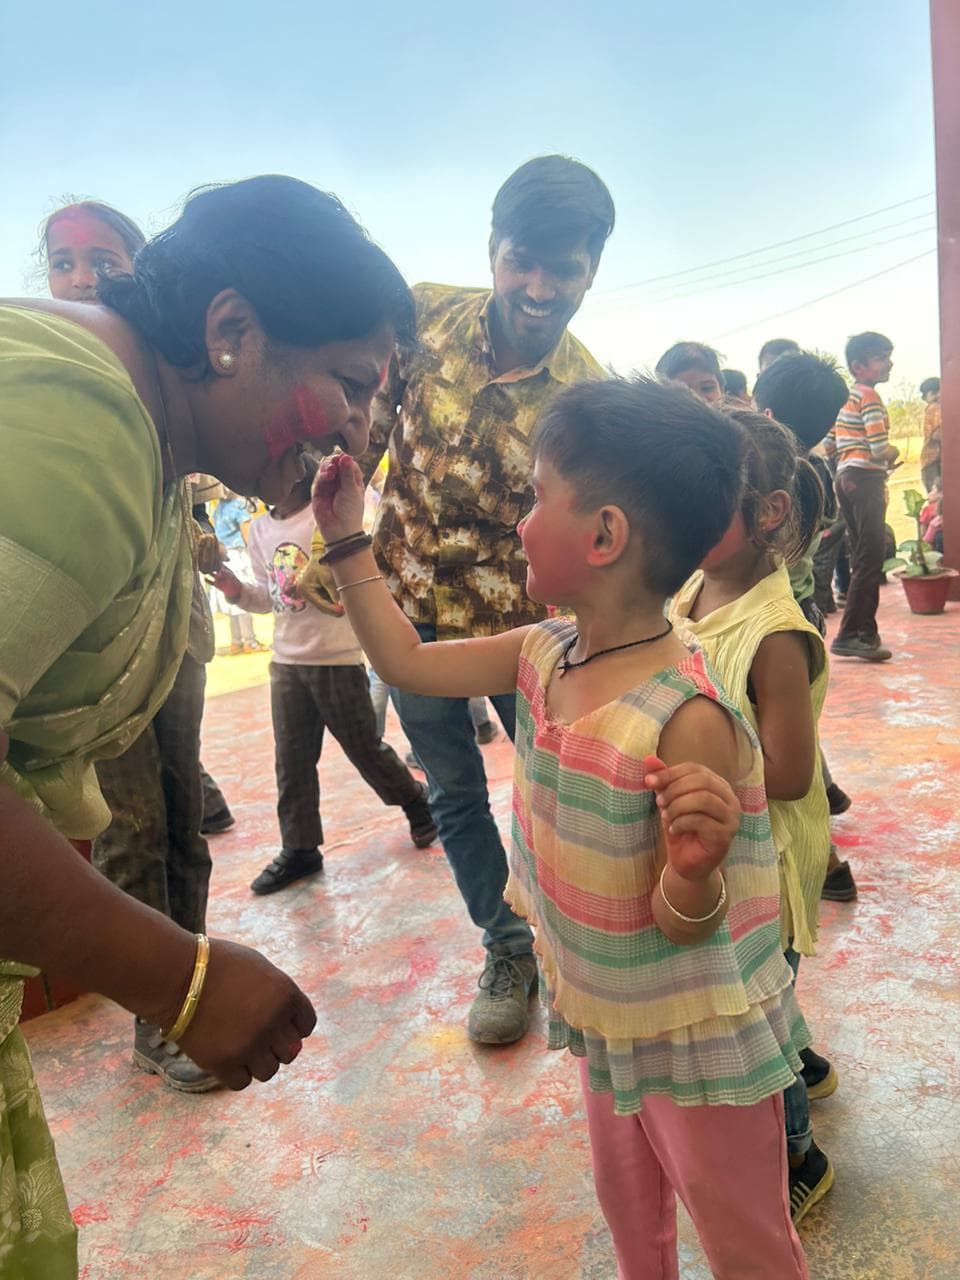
658, 868, 726, 924
164, 933, 210, 1043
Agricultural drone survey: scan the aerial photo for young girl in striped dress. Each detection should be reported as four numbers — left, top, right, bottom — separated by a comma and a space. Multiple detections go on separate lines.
312, 377, 810, 1279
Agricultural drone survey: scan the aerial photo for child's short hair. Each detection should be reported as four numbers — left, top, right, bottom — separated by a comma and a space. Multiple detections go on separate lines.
845, 331, 892, 373
721, 369, 748, 399
531, 377, 743, 597
753, 351, 848, 452
655, 341, 722, 381
729, 409, 824, 566
920, 376, 941, 398
757, 337, 799, 370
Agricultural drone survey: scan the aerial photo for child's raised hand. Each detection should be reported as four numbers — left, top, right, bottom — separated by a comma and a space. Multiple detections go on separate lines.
207, 566, 243, 601
311, 454, 365, 542
643, 756, 740, 882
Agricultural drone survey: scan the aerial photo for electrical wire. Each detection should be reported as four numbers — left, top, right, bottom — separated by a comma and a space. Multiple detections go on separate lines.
707, 249, 936, 340
593, 192, 934, 297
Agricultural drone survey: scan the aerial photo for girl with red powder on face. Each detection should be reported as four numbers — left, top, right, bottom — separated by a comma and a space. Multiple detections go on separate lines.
1, 175, 413, 1275
669, 410, 836, 1226
311, 378, 812, 1280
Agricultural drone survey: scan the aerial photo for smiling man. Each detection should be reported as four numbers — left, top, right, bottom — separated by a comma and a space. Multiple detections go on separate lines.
362, 156, 614, 1045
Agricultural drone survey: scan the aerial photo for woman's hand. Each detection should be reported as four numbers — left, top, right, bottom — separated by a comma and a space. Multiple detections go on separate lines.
312, 453, 365, 542
643, 756, 740, 882
207, 566, 243, 600
173, 940, 317, 1089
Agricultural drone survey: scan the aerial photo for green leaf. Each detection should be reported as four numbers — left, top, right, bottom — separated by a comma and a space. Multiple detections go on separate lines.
883, 557, 907, 573
902, 489, 925, 519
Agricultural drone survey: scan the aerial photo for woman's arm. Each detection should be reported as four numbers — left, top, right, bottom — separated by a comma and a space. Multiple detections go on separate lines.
0, 731, 315, 1089
749, 631, 817, 801
311, 454, 527, 698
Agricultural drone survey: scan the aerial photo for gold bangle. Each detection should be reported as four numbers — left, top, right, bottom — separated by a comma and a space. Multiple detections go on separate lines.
164, 933, 210, 1043
336, 574, 384, 592
658, 868, 726, 924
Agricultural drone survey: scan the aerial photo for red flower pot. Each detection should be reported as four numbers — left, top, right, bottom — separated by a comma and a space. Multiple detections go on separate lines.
894, 566, 959, 615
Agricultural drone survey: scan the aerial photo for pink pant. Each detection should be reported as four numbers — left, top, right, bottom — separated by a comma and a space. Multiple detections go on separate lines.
579, 1061, 808, 1279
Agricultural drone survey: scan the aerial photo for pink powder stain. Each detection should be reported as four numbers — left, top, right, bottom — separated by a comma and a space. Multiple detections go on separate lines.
72, 1202, 110, 1226
48, 207, 104, 247
265, 385, 329, 461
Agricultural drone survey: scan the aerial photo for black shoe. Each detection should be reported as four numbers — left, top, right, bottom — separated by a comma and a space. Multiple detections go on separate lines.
475, 720, 500, 746
251, 847, 323, 895
800, 1046, 839, 1100
789, 1141, 835, 1223
404, 781, 438, 848
825, 783, 851, 816
201, 807, 235, 835
830, 636, 892, 662
821, 861, 857, 902
133, 1020, 220, 1093
816, 596, 838, 615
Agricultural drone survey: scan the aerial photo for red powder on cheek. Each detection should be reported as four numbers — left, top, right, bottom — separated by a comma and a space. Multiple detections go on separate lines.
264, 385, 330, 461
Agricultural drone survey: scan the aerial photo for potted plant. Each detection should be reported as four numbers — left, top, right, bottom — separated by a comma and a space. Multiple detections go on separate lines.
884, 488, 957, 615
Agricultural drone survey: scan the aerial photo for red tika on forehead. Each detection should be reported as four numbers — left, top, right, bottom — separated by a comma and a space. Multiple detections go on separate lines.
48, 207, 107, 247
264, 385, 329, 461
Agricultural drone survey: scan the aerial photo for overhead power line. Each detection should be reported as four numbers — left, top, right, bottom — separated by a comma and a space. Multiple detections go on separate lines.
620, 211, 936, 298
593, 191, 935, 297
707, 249, 936, 340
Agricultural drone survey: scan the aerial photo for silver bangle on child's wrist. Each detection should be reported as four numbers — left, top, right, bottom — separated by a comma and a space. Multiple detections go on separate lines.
658, 867, 726, 924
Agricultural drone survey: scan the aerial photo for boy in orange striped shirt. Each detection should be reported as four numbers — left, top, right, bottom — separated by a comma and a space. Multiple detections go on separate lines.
823, 332, 899, 662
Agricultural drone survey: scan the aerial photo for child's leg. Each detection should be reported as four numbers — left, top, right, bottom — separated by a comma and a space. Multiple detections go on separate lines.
228, 614, 242, 646
317, 666, 423, 809
579, 1061, 680, 1280
270, 663, 325, 850
640, 1091, 809, 1279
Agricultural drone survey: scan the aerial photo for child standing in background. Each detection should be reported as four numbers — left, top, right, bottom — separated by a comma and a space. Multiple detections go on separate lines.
824, 332, 899, 662
313, 378, 811, 1279
920, 376, 942, 493
753, 350, 859, 902
211, 463, 436, 896
212, 492, 268, 654
669, 410, 836, 1224
655, 341, 724, 403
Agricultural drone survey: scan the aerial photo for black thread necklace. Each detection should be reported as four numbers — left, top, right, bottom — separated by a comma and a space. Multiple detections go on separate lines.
557, 622, 674, 677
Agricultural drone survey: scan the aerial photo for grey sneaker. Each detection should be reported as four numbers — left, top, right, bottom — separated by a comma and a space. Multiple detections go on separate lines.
830, 636, 892, 662
133, 1019, 221, 1093
467, 954, 538, 1045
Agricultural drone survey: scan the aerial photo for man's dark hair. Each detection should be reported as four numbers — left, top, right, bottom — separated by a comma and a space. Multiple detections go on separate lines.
754, 351, 849, 451
920, 376, 941, 398
531, 377, 743, 597
721, 369, 748, 399
655, 341, 722, 381
491, 155, 615, 265
758, 337, 800, 369
845, 331, 893, 374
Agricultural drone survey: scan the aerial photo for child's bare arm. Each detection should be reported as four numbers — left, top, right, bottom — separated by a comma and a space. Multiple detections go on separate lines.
312, 454, 526, 697
750, 631, 816, 801
645, 696, 741, 945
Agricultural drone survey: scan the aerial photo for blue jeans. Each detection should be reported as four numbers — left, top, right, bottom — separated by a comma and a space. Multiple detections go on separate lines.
370, 668, 491, 743
388, 625, 534, 957
783, 947, 813, 1156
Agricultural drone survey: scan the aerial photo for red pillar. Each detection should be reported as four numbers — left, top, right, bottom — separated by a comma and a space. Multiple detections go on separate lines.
931, 0, 960, 594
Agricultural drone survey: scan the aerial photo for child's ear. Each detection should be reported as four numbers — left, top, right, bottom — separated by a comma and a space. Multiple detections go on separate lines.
758, 489, 791, 534
586, 505, 630, 566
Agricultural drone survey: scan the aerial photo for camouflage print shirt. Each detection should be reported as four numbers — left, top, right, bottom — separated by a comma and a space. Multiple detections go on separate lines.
363, 283, 605, 640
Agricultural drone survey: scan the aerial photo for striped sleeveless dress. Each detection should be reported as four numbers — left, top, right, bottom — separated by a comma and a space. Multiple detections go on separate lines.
504, 619, 809, 1116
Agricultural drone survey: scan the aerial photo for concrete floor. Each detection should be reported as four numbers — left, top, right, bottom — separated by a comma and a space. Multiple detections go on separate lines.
24, 583, 960, 1279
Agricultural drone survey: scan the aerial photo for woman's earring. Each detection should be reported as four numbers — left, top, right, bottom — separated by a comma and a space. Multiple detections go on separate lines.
218, 352, 236, 371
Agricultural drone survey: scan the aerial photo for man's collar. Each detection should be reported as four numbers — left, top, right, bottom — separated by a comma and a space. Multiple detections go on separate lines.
477, 293, 567, 385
